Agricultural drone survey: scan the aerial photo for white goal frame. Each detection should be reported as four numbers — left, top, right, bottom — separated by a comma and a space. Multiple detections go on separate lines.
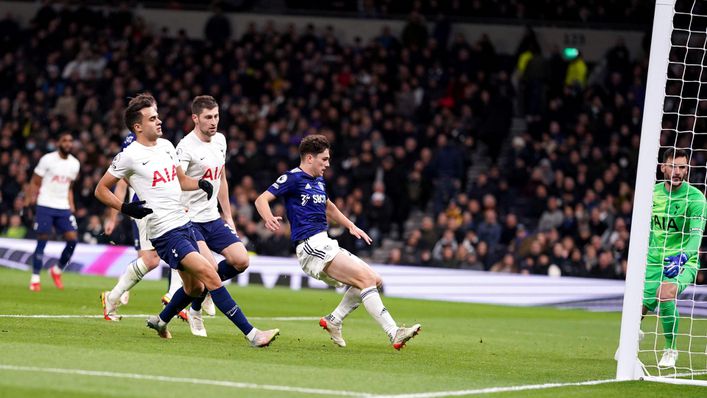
616, 0, 707, 386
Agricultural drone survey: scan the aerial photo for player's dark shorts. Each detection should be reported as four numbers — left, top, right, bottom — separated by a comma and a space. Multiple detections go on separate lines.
34, 205, 77, 234
150, 222, 200, 270
191, 219, 241, 253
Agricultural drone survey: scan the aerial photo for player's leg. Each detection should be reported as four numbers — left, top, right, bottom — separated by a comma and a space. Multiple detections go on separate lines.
319, 285, 362, 347
202, 220, 250, 316
48, 211, 78, 289
148, 270, 205, 339
29, 206, 52, 291
101, 218, 161, 319
326, 251, 421, 349
325, 251, 397, 335
656, 266, 697, 367
148, 225, 278, 345
193, 221, 249, 316
30, 235, 49, 291
186, 240, 217, 336
163, 269, 184, 302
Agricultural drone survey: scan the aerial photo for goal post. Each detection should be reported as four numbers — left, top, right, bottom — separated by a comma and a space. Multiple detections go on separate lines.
617, 0, 707, 385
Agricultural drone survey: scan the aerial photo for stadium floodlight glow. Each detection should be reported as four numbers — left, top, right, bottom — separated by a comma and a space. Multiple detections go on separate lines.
617, 0, 707, 387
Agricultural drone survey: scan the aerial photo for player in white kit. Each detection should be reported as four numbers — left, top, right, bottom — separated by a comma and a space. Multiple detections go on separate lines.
173, 95, 250, 336
94, 93, 278, 346
26, 132, 80, 291
100, 130, 187, 322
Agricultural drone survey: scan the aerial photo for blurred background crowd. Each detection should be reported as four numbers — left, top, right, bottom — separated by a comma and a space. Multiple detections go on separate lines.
0, 1, 704, 283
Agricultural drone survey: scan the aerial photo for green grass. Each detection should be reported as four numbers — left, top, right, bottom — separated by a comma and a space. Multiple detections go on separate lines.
0, 267, 704, 397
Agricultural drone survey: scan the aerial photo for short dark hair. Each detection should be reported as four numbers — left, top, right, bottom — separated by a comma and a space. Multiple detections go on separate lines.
299, 134, 330, 158
191, 95, 218, 115
663, 148, 689, 163
124, 93, 156, 133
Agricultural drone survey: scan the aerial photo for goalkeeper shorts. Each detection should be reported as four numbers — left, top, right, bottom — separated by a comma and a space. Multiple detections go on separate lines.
642, 265, 698, 311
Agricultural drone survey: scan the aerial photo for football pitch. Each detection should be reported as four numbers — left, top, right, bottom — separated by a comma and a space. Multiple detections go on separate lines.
0, 267, 704, 397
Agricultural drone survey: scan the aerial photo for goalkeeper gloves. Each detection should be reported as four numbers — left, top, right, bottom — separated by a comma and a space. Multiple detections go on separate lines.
198, 179, 213, 200
121, 200, 153, 219
663, 252, 689, 278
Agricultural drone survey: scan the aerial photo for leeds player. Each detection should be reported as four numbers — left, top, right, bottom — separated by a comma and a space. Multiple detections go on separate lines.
255, 134, 421, 350
26, 132, 80, 291
173, 95, 249, 336
100, 130, 187, 322
95, 93, 278, 346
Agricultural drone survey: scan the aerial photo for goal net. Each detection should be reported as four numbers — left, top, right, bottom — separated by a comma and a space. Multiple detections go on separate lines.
617, 0, 707, 385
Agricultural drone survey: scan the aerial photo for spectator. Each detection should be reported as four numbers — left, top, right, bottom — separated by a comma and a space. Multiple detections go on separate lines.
538, 196, 564, 231
2, 214, 27, 238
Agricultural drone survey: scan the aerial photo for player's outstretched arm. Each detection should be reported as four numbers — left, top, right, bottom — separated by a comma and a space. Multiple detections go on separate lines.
255, 191, 282, 231
176, 165, 212, 199
326, 199, 372, 245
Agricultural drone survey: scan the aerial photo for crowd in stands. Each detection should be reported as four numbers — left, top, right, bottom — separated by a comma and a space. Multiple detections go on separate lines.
0, 3, 704, 283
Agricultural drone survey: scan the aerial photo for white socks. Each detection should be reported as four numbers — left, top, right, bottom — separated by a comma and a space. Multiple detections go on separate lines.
108, 257, 148, 304
329, 286, 362, 324
166, 269, 184, 299
360, 286, 398, 339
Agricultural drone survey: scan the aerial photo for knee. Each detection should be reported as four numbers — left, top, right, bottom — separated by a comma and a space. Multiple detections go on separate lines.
225, 249, 249, 272
183, 281, 205, 297
143, 252, 161, 269
231, 255, 249, 272
658, 284, 677, 302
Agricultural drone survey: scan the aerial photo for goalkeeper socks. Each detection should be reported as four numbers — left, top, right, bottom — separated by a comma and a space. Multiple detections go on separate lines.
108, 257, 149, 304
32, 240, 47, 275
360, 286, 398, 339
209, 285, 254, 335
659, 300, 679, 349
329, 286, 362, 324
217, 259, 243, 281
58, 240, 77, 270
166, 269, 183, 299
159, 287, 195, 323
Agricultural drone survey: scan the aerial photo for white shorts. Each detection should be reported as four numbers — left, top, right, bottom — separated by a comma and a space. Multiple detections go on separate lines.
295, 232, 347, 287
133, 217, 154, 251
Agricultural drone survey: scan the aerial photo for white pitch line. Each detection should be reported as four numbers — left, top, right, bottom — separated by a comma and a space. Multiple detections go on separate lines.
375, 379, 621, 398
0, 364, 374, 397
0, 363, 663, 398
0, 314, 318, 321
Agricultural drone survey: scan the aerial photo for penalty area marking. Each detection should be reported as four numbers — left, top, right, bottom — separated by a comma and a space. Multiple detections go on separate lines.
0, 314, 318, 321
0, 363, 626, 398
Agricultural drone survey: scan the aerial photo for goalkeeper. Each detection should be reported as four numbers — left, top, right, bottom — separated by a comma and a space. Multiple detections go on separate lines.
642, 148, 706, 368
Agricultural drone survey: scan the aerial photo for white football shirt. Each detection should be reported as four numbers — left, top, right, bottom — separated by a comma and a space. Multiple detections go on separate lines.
108, 138, 190, 239
34, 151, 80, 210
176, 131, 226, 223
